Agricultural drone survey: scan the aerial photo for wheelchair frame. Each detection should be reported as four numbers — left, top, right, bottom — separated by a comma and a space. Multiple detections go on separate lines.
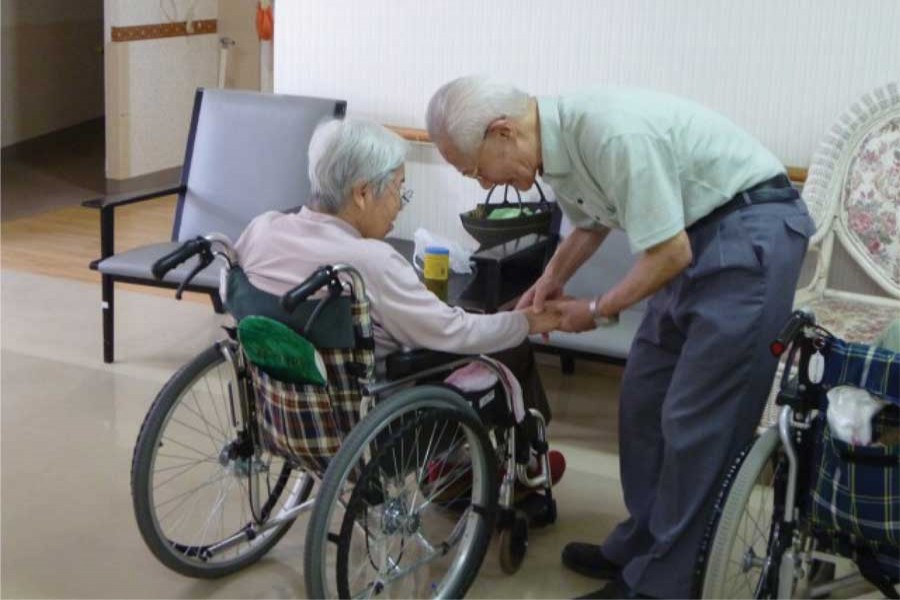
130, 234, 557, 597
697, 310, 900, 599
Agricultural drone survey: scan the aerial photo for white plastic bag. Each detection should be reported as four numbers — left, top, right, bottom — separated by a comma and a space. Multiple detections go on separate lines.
826, 385, 887, 446
413, 227, 474, 274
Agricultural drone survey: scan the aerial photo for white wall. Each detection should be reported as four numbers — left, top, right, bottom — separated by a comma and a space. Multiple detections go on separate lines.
275, 0, 900, 246
104, 0, 218, 179
1, 0, 104, 147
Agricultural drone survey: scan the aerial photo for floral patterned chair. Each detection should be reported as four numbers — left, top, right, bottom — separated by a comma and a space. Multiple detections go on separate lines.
760, 81, 900, 428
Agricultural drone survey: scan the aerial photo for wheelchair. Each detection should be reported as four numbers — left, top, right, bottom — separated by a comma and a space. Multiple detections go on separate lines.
130, 234, 558, 598
695, 309, 900, 599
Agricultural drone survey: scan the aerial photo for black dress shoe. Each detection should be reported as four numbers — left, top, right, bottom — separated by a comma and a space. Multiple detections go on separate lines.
574, 578, 657, 599
561, 542, 622, 579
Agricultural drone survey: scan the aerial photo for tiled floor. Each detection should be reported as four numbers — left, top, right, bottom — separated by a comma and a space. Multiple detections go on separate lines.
0, 269, 628, 598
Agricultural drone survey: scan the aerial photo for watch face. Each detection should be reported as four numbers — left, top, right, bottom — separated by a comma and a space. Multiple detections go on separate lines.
594, 314, 620, 327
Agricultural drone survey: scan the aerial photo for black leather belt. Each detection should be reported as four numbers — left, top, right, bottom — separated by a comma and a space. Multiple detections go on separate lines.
689, 173, 798, 231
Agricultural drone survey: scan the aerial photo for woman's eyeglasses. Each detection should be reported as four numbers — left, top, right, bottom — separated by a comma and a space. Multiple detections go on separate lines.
398, 184, 414, 207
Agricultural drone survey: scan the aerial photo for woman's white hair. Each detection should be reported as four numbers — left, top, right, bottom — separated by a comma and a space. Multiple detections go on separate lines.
426, 75, 530, 159
308, 118, 409, 214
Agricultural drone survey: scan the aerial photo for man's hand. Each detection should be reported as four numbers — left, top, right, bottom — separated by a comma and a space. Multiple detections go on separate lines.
515, 272, 564, 312
545, 298, 596, 333
520, 306, 562, 335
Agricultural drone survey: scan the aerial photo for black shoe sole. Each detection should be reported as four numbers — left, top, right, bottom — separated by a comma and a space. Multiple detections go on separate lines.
561, 557, 620, 580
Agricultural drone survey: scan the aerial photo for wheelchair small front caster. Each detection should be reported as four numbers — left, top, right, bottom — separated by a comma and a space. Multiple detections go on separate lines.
537, 496, 557, 526
517, 492, 557, 528
499, 510, 529, 574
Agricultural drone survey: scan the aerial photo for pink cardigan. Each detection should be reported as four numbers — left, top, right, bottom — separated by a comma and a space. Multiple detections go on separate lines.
234, 208, 528, 360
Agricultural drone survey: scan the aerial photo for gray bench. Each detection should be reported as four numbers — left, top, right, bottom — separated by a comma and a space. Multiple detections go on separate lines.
84, 89, 346, 362
529, 227, 645, 372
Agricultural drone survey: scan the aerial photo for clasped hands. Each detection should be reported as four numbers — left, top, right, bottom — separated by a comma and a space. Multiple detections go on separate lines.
515, 272, 615, 337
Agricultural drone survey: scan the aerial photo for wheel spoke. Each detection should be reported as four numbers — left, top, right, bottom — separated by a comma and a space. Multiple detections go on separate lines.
134, 347, 305, 576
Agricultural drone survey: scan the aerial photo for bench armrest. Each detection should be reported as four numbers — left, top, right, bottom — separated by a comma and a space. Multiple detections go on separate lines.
84, 181, 185, 265
82, 182, 185, 210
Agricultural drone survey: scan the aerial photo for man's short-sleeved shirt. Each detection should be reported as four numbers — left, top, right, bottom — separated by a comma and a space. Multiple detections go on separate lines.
537, 87, 784, 253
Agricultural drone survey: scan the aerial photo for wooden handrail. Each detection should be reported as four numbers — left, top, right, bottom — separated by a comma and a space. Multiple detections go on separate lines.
786, 166, 808, 184
385, 125, 432, 144
385, 124, 808, 183
111, 19, 217, 42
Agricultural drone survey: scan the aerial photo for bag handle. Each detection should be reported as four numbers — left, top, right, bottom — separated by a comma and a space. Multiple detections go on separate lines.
484, 184, 522, 208
483, 180, 550, 209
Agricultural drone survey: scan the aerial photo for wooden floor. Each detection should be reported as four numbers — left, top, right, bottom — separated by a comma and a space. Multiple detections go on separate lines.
1, 196, 210, 303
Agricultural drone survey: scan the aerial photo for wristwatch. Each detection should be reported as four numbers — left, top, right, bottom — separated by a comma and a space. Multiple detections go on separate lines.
589, 295, 619, 327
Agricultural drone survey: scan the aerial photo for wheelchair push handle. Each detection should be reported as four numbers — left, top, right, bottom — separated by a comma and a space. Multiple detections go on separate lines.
281, 266, 336, 313
770, 309, 816, 357
151, 237, 210, 280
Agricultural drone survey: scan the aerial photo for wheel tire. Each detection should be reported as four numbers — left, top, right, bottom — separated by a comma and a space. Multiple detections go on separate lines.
131, 343, 312, 578
304, 385, 497, 599
697, 427, 789, 598
499, 511, 529, 574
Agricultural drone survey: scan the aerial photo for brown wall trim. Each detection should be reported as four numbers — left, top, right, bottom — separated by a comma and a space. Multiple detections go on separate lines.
111, 19, 217, 42
386, 124, 809, 183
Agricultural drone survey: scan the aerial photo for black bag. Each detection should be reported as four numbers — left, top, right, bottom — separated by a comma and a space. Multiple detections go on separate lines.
460, 181, 558, 248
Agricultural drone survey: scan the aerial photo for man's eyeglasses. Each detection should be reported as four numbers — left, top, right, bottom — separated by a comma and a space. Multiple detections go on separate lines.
461, 142, 486, 182
461, 122, 494, 182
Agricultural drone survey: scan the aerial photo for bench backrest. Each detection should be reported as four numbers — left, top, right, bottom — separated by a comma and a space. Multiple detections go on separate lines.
173, 88, 347, 242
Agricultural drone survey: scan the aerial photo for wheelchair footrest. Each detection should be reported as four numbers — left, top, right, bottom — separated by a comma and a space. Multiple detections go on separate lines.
516, 491, 557, 528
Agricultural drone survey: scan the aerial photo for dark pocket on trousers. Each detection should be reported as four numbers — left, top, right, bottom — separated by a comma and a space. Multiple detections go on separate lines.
686, 213, 762, 280
784, 213, 816, 240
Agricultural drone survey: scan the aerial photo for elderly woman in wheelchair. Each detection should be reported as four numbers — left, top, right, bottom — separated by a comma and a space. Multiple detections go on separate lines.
130, 118, 566, 599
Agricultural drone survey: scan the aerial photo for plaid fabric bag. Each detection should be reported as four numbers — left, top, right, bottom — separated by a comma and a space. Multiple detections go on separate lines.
808, 337, 900, 577
809, 408, 900, 547
249, 297, 376, 474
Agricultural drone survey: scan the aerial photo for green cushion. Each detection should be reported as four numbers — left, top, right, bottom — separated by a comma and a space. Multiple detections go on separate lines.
238, 316, 327, 385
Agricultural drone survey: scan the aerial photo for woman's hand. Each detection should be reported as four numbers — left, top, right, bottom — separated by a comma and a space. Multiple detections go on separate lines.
515, 271, 565, 312
521, 306, 562, 335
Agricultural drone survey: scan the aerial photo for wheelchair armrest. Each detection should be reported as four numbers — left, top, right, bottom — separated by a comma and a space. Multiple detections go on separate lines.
384, 348, 465, 381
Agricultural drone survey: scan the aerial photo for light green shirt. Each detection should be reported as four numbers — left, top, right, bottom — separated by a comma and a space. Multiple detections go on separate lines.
538, 87, 785, 253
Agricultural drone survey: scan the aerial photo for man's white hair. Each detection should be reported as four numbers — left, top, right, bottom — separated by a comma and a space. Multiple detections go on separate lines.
308, 118, 409, 214
426, 75, 530, 159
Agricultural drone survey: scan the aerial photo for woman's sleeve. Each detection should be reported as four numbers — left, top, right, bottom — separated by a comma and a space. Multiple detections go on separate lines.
368, 251, 529, 355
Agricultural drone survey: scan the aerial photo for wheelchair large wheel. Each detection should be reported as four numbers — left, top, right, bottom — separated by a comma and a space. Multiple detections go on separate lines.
131, 343, 313, 578
698, 427, 792, 598
304, 385, 498, 599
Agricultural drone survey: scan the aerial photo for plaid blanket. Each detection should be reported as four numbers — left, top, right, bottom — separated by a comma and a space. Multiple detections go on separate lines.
249, 297, 376, 474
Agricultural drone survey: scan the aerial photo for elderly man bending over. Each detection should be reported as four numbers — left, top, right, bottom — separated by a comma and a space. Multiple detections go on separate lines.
426, 75, 814, 599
